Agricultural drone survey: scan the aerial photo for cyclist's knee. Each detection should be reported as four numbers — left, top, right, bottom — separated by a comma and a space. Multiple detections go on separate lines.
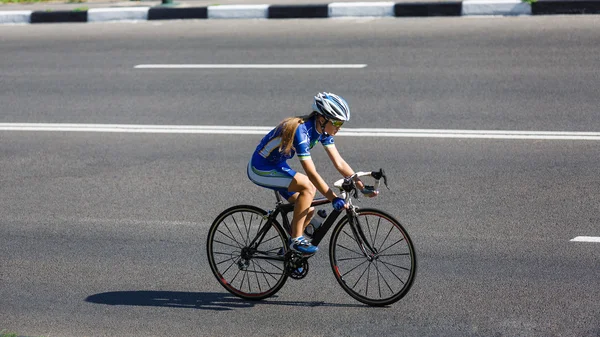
298, 186, 316, 200
290, 174, 316, 196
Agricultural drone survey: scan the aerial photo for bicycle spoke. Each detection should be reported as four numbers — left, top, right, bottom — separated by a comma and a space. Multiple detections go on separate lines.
337, 256, 368, 262
351, 261, 371, 289
341, 259, 369, 278
262, 246, 283, 253
382, 263, 405, 285
241, 269, 249, 293
365, 263, 371, 297
246, 265, 252, 293
213, 251, 238, 257
337, 243, 364, 257
373, 217, 381, 248
259, 234, 281, 246
251, 260, 262, 293
219, 257, 237, 275
225, 219, 247, 248
253, 259, 278, 285
216, 229, 244, 249
222, 222, 245, 248
365, 216, 375, 248
378, 253, 410, 257
373, 261, 395, 294
376, 261, 382, 298
215, 254, 236, 265
257, 260, 273, 288
342, 229, 359, 244
242, 213, 252, 246
229, 268, 242, 284
379, 261, 410, 276
377, 226, 394, 252
231, 216, 247, 246
246, 214, 255, 246
213, 239, 242, 250
379, 237, 405, 255
221, 259, 236, 275
260, 257, 284, 272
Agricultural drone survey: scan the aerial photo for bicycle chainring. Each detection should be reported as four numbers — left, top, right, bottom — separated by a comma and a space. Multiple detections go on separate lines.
285, 252, 310, 280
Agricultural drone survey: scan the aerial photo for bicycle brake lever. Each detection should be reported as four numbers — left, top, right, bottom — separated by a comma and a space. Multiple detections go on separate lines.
372, 168, 391, 190
381, 169, 390, 190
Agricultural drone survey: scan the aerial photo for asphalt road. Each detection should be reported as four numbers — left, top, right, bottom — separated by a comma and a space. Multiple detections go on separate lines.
1, 17, 599, 337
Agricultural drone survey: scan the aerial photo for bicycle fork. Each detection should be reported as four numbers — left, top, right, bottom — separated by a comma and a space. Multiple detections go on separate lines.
346, 207, 379, 261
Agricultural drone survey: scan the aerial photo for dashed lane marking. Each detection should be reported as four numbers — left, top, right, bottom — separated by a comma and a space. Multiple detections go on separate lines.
134, 64, 368, 69
570, 236, 600, 243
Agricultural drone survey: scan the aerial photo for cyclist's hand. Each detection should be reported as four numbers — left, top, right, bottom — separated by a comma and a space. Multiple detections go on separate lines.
361, 185, 379, 198
332, 197, 348, 210
356, 178, 379, 198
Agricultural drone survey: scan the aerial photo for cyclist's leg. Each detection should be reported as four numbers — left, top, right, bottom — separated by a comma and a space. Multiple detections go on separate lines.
286, 192, 315, 233
287, 173, 316, 238
248, 160, 317, 253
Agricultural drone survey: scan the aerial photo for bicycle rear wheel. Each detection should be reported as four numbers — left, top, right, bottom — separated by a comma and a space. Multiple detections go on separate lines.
207, 205, 288, 300
329, 208, 417, 306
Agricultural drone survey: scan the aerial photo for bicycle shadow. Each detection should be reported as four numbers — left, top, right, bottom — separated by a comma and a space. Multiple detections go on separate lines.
85, 291, 366, 311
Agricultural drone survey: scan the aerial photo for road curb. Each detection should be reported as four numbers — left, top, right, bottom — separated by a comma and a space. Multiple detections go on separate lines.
1, 0, 599, 24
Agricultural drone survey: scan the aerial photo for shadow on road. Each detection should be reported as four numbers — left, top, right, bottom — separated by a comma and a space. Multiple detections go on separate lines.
85, 291, 365, 311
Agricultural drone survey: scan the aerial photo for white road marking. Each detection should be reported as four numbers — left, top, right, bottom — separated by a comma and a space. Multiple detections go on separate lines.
2, 123, 600, 140
570, 236, 600, 243
134, 64, 367, 69
343, 128, 600, 140
0, 123, 271, 134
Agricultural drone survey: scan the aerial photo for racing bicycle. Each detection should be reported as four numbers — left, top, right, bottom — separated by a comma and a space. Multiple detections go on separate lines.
206, 169, 416, 306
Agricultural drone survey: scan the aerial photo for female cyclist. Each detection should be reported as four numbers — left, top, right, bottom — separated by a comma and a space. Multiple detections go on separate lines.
247, 92, 378, 255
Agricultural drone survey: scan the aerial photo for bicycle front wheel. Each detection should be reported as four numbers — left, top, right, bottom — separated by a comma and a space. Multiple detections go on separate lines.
207, 205, 288, 300
329, 208, 417, 306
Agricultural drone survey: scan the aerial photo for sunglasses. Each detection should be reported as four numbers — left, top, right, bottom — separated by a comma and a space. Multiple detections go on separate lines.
329, 120, 344, 128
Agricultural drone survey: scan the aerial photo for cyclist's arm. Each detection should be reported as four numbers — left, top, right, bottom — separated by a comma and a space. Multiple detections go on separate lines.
299, 157, 338, 201
324, 145, 378, 197
323, 145, 360, 184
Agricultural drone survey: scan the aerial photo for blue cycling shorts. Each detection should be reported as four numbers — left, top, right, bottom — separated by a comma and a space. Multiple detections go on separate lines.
247, 160, 297, 200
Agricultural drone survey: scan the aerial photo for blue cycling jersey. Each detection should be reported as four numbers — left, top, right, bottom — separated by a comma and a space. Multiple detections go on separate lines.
251, 117, 334, 166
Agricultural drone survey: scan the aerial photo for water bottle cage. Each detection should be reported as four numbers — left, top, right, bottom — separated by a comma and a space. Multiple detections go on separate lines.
305, 209, 328, 238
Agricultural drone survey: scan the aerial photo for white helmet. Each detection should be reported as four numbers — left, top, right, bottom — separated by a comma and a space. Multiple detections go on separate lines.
312, 92, 350, 122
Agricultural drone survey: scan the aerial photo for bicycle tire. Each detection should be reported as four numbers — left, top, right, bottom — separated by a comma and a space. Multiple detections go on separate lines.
207, 205, 289, 300
329, 208, 417, 306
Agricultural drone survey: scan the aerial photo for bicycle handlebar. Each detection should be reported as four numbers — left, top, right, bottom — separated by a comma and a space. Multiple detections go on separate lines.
333, 168, 390, 200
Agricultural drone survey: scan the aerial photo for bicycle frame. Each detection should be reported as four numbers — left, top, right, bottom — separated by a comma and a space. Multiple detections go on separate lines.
248, 191, 378, 261
247, 193, 341, 251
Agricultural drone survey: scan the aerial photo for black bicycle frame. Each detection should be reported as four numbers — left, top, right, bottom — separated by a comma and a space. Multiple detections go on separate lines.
249, 192, 377, 259
249, 194, 342, 251
272, 194, 344, 247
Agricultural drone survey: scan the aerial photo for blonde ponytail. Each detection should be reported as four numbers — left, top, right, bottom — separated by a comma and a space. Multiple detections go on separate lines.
277, 112, 317, 156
